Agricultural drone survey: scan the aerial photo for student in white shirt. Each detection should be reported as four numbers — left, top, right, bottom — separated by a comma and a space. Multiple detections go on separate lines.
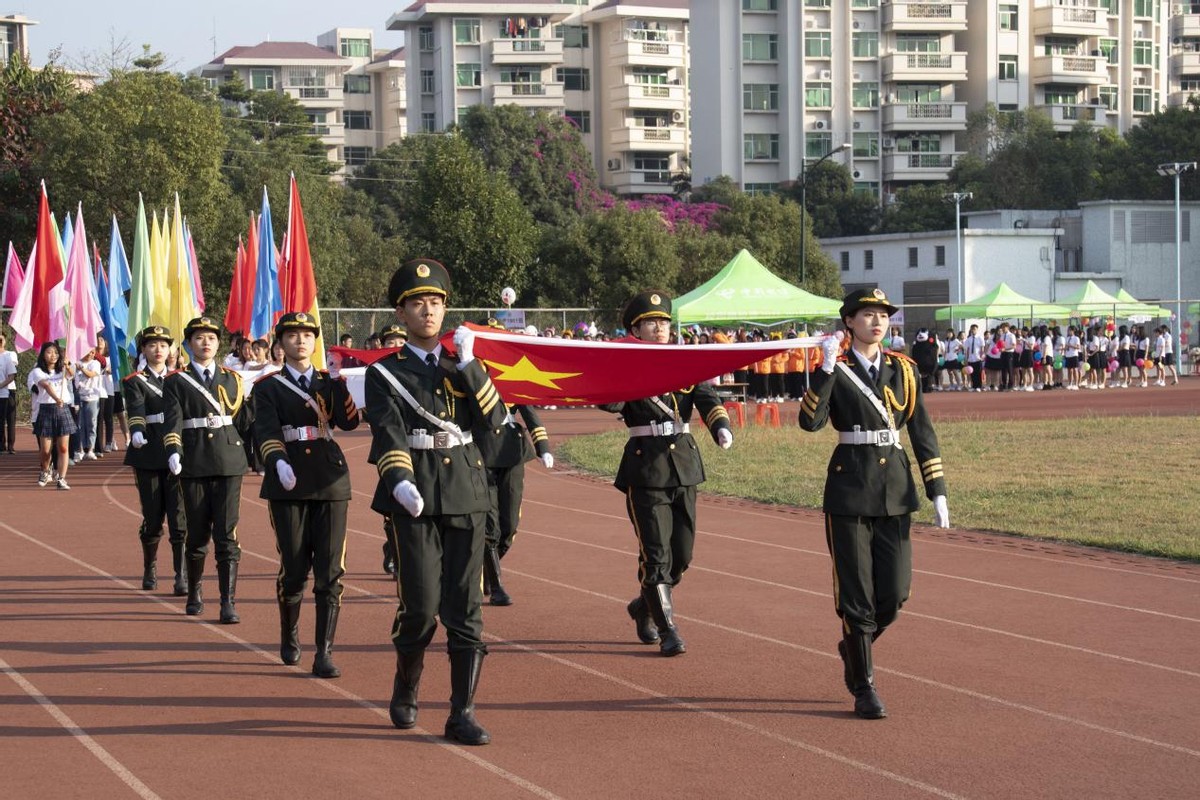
1063, 326, 1082, 390
74, 346, 103, 460
1136, 325, 1152, 387
1156, 326, 1179, 386
963, 324, 984, 391
30, 342, 77, 489
0, 331, 17, 453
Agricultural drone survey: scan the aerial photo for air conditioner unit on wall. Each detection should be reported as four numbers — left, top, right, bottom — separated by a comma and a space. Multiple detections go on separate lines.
853, 72, 862, 81
814, 120, 826, 129
882, 136, 896, 149
607, 158, 621, 171
806, 19, 815, 29
853, 121, 862, 129
671, 109, 685, 123
853, 21, 861, 30
819, 69, 831, 80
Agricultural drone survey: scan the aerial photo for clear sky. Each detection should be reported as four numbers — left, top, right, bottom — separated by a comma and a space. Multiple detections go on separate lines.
24, 1, 407, 72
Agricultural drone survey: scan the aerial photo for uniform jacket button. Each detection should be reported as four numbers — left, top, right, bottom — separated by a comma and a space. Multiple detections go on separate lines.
879, 457, 887, 466
435, 389, 443, 395
669, 443, 676, 450
477, 459, 482, 466
834, 464, 842, 472
635, 450, 642, 456
438, 411, 447, 418
442, 457, 451, 465
306, 448, 313, 455
207, 433, 214, 439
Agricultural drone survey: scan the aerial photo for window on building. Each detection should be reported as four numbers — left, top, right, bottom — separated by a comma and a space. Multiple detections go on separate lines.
340, 37, 371, 58
343, 146, 373, 166
631, 67, 668, 85
0, 25, 10, 61
344, 74, 371, 94
935, 245, 946, 267
806, 133, 833, 158
864, 250, 874, 271
896, 84, 942, 103
742, 0, 777, 10
556, 24, 589, 48
840, 251, 850, 272
1132, 87, 1152, 113
307, 112, 329, 136
1043, 36, 1078, 56
805, 31, 832, 58
853, 131, 879, 158
250, 68, 274, 91
1099, 85, 1118, 110
500, 67, 541, 88
743, 83, 779, 111
1133, 40, 1153, 66
421, 112, 436, 132
420, 70, 435, 94
805, 82, 833, 108
564, 109, 591, 133
896, 34, 940, 53
742, 33, 778, 62
745, 183, 778, 196
456, 63, 481, 87
556, 67, 590, 91
634, 154, 671, 183
999, 56, 1017, 81
852, 31, 878, 58
1098, 38, 1118, 64
907, 247, 919, 268
852, 82, 879, 108
998, 103, 1018, 113
999, 4, 1018, 31
806, 0, 832, 7
743, 133, 780, 160
418, 27, 434, 51
344, 110, 372, 130
1133, 0, 1154, 16
1044, 87, 1077, 106
454, 19, 481, 44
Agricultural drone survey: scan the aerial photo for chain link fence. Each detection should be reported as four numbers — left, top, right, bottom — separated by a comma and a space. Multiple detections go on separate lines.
322, 308, 623, 344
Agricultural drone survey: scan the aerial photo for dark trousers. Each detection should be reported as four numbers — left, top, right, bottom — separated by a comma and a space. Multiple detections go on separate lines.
824, 513, 912, 638
98, 396, 114, 448
0, 395, 15, 450
999, 352, 1015, 389
269, 499, 347, 604
624, 485, 696, 587
485, 463, 525, 554
968, 362, 983, 390
180, 475, 243, 564
389, 511, 486, 655
133, 468, 186, 546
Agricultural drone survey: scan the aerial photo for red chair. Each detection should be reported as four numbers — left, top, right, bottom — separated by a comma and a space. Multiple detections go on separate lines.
754, 402, 780, 427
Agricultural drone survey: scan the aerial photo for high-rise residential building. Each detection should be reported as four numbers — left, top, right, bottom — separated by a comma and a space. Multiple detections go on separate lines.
386, 0, 690, 195
691, 0, 1180, 201
195, 28, 407, 175
1, 13, 36, 62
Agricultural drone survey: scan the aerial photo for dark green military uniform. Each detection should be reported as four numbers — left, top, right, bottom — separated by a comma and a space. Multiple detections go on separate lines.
474, 401, 550, 605
254, 311, 361, 676
162, 317, 252, 623
798, 287, 947, 719
602, 290, 732, 657
124, 325, 187, 595
367, 258, 507, 744
376, 323, 408, 579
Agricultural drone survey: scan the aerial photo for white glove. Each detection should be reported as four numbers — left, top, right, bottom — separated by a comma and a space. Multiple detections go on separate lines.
933, 495, 950, 528
541, 452, 554, 469
392, 479, 425, 517
328, 353, 342, 380
453, 325, 476, 365
276, 460, 297, 491
167, 453, 182, 475
130, 431, 147, 449
821, 331, 844, 374
716, 428, 733, 449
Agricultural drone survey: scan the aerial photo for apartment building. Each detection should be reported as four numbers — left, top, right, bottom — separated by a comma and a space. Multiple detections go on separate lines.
195, 28, 406, 174
691, 1, 1180, 201
386, 0, 689, 195
1, 13, 35, 62
1169, 0, 1200, 106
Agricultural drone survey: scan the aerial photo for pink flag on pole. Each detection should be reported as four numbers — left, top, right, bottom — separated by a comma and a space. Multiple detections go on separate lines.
2, 242, 24, 307
63, 205, 105, 363
9, 241, 36, 351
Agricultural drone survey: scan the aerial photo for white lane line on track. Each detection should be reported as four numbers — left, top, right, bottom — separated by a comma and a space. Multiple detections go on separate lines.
0, 655, 165, 800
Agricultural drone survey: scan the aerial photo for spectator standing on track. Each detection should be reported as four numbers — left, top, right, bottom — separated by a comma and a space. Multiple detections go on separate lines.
162, 316, 252, 624
601, 290, 733, 659
799, 288, 949, 720
1116, 326, 1133, 388
963, 325, 983, 392
124, 326, 188, 596
1157, 326, 1179, 386
888, 326, 906, 353
74, 345, 103, 460
253, 312, 360, 679
1136, 325, 1151, 387
30, 342, 76, 489
1064, 326, 1082, 390
0, 331, 17, 453
366, 258, 507, 745
942, 329, 962, 391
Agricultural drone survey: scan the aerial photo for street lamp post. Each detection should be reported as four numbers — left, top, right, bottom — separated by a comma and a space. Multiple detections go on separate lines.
799, 141, 851, 286
1156, 161, 1195, 365
946, 191, 972, 305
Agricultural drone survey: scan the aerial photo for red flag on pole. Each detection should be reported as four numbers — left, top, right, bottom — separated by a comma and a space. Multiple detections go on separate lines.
224, 235, 247, 334
241, 212, 259, 337
280, 173, 317, 314
28, 182, 67, 348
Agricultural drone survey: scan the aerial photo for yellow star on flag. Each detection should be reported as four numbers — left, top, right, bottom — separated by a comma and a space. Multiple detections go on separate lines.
488, 355, 582, 389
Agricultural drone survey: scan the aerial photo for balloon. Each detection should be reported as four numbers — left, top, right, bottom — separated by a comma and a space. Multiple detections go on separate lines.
1108, 359, 1119, 373
1082, 317, 1090, 325
1136, 358, 1145, 367
937, 357, 945, 366
1184, 321, 1192, 329
1033, 362, 1042, 371
500, 287, 516, 306
1082, 363, 1091, 372
963, 365, 973, 375
882, 337, 892, 348
1054, 358, 1063, 369
1033, 351, 1043, 362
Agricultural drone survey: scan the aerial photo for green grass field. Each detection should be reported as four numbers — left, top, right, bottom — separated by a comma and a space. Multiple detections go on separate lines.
559, 416, 1200, 561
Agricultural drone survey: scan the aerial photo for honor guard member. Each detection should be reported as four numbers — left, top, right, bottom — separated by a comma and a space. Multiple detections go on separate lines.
376, 323, 407, 579
124, 326, 188, 595
366, 258, 508, 745
601, 291, 733, 657
473, 319, 555, 606
799, 288, 950, 720
254, 312, 360, 678
163, 316, 252, 624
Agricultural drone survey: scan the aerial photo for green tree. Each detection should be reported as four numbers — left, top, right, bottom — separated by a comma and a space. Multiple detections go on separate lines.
879, 183, 958, 233
1101, 104, 1200, 201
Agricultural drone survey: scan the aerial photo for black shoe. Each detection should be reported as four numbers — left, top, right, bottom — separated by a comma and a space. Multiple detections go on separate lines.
184, 557, 205, 616
642, 584, 686, 657
389, 650, 425, 729
140, 542, 158, 590
444, 650, 490, 745
483, 546, 512, 606
171, 541, 187, 596
279, 598, 301, 666
843, 632, 887, 720
311, 600, 340, 678
626, 596, 660, 645
382, 555, 397, 577
217, 561, 240, 624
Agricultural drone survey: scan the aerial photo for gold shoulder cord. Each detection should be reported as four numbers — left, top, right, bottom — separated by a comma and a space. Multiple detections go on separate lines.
219, 374, 245, 415
443, 377, 467, 418
881, 357, 916, 423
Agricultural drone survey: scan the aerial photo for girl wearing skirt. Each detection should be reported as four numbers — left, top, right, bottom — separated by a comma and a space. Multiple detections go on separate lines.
30, 342, 78, 489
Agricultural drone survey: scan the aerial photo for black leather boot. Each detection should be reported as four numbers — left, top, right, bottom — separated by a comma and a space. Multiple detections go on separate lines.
141, 541, 158, 590
483, 546, 511, 606
642, 584, 686, 657
382, 519, 398, 578
444, 649, 490, 745
184, 557, 205, 616
170, 540, 187, 596
843, 632, 887, 719
311, 599, 341, 678
389, 650, 425, 729
626, 595, 660, 645
836, 639, 852, 694
279, 597, 301, 666
217, 561, 240, 624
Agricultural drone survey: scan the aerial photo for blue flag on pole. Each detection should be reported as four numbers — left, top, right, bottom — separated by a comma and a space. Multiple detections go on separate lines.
107, 216, 132, 378
249, 186, 281, 340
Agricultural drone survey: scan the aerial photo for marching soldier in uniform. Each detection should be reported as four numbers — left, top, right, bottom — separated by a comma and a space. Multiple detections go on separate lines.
601, 291, 734, 657
163, 316, 252, 624
799, 288, 950, 720
473, 319, 555, 606
254, 312, 360, 678
366, 258, 508, 745
377, 323, 407, 579
124, 325, 188, 595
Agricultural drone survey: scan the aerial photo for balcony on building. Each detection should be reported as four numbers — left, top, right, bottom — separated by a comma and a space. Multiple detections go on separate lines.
314, 122, 346, 147
609, 27, 685, 68
882, 100, 968, 131
1169, 89, 1200, 106
610, 122, 686, 152
1032, 102, 1108, 131
1170, 12, 1200, 39
1031, 2, 1108, 38
609, 81, 686, 110
1030, 53, 1107, 85
605, 166, 674, 195
488, 37, 564, 65
1170, 50, 1200, 74
490, 80, 565, 106
882, 51, 967, 82
284, 84, 345, 105
884, 151, 960, 181
881, 0, 968, 32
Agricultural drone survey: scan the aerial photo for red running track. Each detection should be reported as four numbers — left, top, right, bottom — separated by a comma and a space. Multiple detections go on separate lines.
1, 382, 1198, 799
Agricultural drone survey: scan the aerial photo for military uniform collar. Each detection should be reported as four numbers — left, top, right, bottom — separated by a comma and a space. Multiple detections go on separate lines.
284, 363, 315, 384
404, 341, 443, 364
850, 347, 882, 374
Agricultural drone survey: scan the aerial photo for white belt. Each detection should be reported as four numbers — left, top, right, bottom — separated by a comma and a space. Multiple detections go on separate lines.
628, 422, 689, 438
408, 429, 474, 450
838, 429, 901, 447
283, 425, 330, 442
145, 413, 164, 424
182, 415, 234, 430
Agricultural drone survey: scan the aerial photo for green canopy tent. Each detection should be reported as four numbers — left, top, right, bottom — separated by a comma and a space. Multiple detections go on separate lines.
934, 282, 1069, 323
672, 248, 841, 328
1056, 280, 1125, 318
1112, 288, 1170, 320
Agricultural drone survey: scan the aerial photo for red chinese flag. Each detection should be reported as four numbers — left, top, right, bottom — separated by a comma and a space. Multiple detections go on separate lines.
224, 235, 247, 334
29, 184, 66, 347
280, 174, 317, 314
